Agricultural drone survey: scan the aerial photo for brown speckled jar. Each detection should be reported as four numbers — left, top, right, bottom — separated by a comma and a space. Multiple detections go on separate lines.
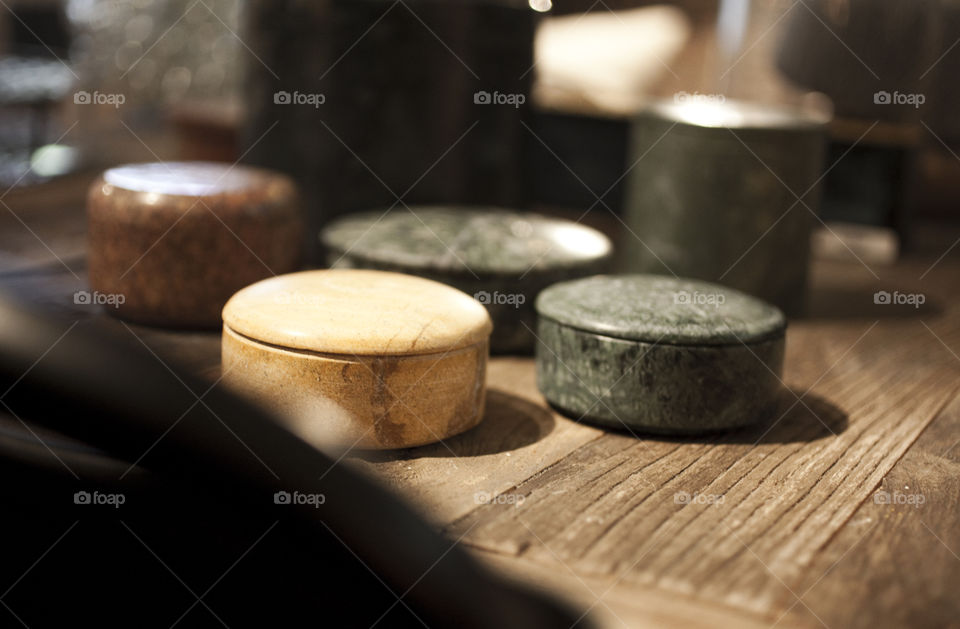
87, 162, 303, 327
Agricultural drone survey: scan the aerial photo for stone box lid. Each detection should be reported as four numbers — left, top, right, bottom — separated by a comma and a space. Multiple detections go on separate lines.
222, 270, 493, 356
321, 207, 612, 276
535, 274, 786, 346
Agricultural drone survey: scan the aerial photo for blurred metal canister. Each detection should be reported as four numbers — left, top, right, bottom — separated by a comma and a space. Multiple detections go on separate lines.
623, 99, 829, 315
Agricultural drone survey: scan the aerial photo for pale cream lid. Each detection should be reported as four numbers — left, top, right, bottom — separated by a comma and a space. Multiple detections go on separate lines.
222, 270, 492, 356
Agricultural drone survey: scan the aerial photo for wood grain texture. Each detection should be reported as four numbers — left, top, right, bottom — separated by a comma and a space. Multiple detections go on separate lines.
473, 549, 811, 629
778, 376, 960, 629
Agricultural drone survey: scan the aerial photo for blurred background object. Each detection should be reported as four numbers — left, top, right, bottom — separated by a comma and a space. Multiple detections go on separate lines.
1, 0, 959, 276
241, 0, 537, 261
66, 0, 243, 166
533, 6, 691, 115
0, 0, 75, 187
623, 99, 828, 315
774, 0, 946, 249
527, 0, 960, 263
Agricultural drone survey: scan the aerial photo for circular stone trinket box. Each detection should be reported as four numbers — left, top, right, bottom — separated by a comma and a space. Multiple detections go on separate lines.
88, 161, 303, 327
535, 275, 786, 434
221, 269, 492, 450
320, 206, 613, 354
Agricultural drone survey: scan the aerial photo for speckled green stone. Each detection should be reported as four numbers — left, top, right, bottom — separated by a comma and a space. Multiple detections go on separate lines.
321, 207, 613, 354
535, 275, 786, 434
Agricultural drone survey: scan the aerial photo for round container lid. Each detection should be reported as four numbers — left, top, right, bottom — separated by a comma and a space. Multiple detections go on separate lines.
321, 207, 613, 276
222, 270, 492, 356
102, 161, 269, 197
535, 275, 785, 346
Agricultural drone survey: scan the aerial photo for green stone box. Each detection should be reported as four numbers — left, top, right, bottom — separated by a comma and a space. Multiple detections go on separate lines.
321, 206, 613, 354
534, 274, 786, 435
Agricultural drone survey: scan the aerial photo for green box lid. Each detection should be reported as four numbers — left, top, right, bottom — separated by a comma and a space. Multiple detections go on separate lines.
535, 275, 785, 346
321, 206, 612, 277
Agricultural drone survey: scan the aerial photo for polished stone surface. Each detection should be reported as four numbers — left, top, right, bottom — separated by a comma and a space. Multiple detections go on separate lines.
321, 207, 612, 353
88, 161, 302, 328
535, 274, 786, 434
322, 207, 612, 275
623, 100, 827, 315
535, 275, 786, 346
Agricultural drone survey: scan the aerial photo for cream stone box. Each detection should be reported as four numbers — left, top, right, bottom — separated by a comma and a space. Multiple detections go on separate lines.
221, 269, 492, 449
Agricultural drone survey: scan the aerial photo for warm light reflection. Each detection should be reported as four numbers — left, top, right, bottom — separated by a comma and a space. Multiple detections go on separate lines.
656, 99, 827, 130
671, 102, 745, 127
30, 145, 79, 178
545, 223, 612, 258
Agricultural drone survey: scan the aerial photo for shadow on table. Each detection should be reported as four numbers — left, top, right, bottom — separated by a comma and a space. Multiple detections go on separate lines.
564, 388, 848, 446
718, 388, 848, 445
365, 389, 556, 461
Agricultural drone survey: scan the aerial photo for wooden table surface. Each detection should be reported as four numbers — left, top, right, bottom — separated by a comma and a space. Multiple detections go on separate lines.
2, 176, 959, 629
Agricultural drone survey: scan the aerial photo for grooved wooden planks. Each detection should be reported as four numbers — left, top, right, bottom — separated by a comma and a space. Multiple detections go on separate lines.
777, 386, 960, 629
441, 317, 960, 614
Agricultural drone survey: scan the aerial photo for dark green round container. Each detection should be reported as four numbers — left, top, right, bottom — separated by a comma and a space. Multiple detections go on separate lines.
535, 274, 786, 434
623, 99, 828, 316
321, 206, 613, 354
